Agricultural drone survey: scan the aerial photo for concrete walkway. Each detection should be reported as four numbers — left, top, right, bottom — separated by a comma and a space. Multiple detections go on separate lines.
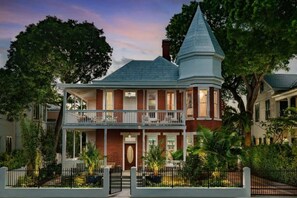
109, 189, 130, 198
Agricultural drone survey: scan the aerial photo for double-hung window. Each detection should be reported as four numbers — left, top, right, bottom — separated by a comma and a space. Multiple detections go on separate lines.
186, 89, 193, 118
166, 91, 176, 118
199, 89, 209, 117
214, 90, 219, 118
6, 136, 12, 153
147, 90, 157, 119
255, 103, 260, 122
105, 91, 113, 118
265, 100, 270, 120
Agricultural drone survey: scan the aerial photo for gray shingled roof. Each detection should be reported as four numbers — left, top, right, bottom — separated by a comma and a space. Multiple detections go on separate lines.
177, 5, 224, 63
102, 56, 179, 82
264, 74, 297, 91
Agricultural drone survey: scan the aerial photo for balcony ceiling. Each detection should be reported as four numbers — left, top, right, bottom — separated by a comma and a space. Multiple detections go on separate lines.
68, 88, 96, 102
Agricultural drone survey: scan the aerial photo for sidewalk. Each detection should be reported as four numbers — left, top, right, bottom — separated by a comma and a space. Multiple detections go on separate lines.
109, 189, 130, 198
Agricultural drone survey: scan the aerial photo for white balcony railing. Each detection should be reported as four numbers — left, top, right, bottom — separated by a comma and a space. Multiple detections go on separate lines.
64, 110, 185, 126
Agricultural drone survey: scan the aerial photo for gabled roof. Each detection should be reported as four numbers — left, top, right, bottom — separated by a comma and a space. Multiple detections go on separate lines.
264, 74, 297, 91
176, 5, 224, 63
101, 56, 179, 82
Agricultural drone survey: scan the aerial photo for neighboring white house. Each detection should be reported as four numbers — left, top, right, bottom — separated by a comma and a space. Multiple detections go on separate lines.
0, 104, 48, 153
251, 74, 297, 145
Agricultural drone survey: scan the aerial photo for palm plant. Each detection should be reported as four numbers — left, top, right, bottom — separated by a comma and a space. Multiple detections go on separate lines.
145, 144, 166, 176
80, 143, 102, 175
196, 126, 242, 170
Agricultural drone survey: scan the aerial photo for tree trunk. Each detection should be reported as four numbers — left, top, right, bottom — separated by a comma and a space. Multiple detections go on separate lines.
54, 102, 63, 154
242, 74, 264, 147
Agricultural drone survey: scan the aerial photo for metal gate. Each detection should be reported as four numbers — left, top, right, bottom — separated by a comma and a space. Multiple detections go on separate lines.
109, 167, 122, 194
251, 169, 297, 196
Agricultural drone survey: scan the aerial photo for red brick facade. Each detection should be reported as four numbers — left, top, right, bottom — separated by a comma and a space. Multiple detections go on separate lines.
94, 88, 221, 168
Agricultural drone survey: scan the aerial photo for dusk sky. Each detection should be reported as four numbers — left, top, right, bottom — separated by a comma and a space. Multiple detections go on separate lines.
0, 0, 296, 74
0, 0, 191, 74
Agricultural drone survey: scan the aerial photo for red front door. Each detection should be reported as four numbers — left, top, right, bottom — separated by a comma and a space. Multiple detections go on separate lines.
125, 144, 136, 170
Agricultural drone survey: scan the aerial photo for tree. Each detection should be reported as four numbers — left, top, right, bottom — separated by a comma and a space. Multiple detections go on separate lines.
166, 0, 297, 146
21, 119, 43, 173
223, 106, 251, 137
0, 16, 112, 153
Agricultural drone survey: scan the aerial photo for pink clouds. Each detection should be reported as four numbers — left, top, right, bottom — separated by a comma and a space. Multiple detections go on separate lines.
0, 0, 192, 69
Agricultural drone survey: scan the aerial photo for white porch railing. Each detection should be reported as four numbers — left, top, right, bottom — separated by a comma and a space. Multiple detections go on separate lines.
64, 110, 185, 126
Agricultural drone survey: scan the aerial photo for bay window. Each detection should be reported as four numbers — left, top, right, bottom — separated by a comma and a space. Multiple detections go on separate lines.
214, 90, 219, 118
199, 89, 209, 117
186, 89, 193, 118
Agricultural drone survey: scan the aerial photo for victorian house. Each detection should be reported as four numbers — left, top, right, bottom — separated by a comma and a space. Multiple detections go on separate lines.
59, 6, 225, 170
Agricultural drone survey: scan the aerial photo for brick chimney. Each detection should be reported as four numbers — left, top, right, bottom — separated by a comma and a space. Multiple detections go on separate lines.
162, 39, 171, 61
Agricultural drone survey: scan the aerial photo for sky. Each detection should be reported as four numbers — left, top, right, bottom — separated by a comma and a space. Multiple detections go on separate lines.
0, 0, 191, 74
0, 0, 296, 75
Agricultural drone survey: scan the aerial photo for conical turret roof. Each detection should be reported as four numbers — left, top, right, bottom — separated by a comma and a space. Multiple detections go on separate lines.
176, 5, 224, 64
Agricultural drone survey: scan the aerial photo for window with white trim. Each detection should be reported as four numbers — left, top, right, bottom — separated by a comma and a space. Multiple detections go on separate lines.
166, 135, 177, 160
147, 90, 157, 119
6, 136, 12, 153
166, 91, 176, 118
198, 89, 209, 117
146, 135, 158, 152
187, 133, 194, 147
186, 89, 193, 118
214, 90, 219, 118
105, 91, 113, 117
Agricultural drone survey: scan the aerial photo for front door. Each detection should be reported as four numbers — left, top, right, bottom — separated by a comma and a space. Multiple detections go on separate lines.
125, 144, 136, 170
123, 92, 137, 123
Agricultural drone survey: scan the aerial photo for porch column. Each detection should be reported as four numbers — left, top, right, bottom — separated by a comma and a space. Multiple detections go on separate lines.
142, 129, 145, 169
62, 129, 67, 166
73, 131, 76, 158
104, 128, 107, 166
183, 129, 186, 162
288, 97, 292, 107
80, 132, 83, 154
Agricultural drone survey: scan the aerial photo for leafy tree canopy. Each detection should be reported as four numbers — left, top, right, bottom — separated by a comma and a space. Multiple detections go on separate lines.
0, 16, 112, 119
166, 0, 297, 145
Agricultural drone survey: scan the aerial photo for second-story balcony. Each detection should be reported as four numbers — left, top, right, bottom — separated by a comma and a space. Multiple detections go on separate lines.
64, 110, 185, 129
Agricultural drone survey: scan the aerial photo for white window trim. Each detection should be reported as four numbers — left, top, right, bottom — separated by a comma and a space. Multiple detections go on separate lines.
255, 102, 260, 122
214, 89, 220, 119
164, 133, 178, 160
186, 132, 195, 147
165, 90, 176, 110
146, 133, 160, 152
166, 90, 177, 119
103, 90, 114, 110
198, 88, 210, 118
186, 89, 194, 120
146, 90, 158, 120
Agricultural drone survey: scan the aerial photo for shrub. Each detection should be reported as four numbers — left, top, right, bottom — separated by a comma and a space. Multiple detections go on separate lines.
0, 150, 26, 170
242, 144, 297, 186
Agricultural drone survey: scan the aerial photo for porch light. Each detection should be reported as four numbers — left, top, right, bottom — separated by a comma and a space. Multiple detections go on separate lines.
125, 91, 136, 97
